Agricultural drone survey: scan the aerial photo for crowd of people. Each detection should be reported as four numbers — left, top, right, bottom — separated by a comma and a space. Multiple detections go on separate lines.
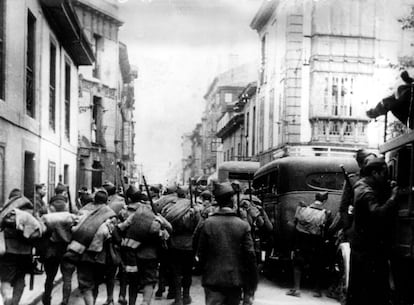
284, 149, 400, 305
0, 179, 272, 305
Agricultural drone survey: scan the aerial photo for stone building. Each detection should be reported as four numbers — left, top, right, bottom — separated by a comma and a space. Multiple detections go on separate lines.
200, 63, 257, 174
0, 0, 93, 203
250, 0, 414, 164
181, 123, 202, 184
73, 0, 128, 191
216, 82, 258, 164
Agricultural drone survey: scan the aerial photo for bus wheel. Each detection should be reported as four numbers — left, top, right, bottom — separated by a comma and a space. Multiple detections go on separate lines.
331, 243, 350, 305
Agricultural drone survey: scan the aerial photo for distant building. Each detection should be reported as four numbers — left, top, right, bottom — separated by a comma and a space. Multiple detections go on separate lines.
74, 0, 127, 190
0, 0, 93, 203
216, 82, 258, 164
201, 63, 257, 174
250, 0, 414, 164
181, 124, 202, 183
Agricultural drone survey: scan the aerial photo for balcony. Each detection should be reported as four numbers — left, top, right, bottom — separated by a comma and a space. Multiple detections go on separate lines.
216, 113, 244, 139
309, 102, 369, 122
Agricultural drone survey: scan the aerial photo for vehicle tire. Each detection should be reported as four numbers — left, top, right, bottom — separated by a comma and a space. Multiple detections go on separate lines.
333, 242, 350, 305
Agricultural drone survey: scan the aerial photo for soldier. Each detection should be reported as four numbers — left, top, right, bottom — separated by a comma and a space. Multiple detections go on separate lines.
100, 181, 126, 305
239, 194, 272, 305
339, 149, 376, 240
162, 187, 201, 305
118, 187, 172, 305
287, 191, 331, 298
346, 158, 399, 305
34, 183, 48, 217
40, 196, 78, 305
0, 189, 43, 305
66, 189, 119, 305
195, 182, 257, 305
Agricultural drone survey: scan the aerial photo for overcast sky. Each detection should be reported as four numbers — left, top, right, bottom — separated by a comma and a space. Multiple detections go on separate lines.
118, 0, 262, 183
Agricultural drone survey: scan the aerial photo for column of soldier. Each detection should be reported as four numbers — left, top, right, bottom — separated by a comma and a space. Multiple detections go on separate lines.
0, 178, 273, 305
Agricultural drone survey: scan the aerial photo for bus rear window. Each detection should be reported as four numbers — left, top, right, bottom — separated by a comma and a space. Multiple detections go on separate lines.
306, 172, 344, 191
228, 172, 254, 181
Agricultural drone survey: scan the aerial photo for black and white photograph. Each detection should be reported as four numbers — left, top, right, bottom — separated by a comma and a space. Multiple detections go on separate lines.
0, 0, 414, 305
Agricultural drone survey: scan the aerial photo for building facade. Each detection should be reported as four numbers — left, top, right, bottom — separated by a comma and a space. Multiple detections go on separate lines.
73, 0, 126, 191
0, 0, 93, 203
250, 0, 414, 164
200, 63, 257, 174
216, 82, 258, 165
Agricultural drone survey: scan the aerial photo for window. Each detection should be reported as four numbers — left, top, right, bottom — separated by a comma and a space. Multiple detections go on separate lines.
329, 121, 340, 136
26, 11, 36, 117
0, 0, 5, 100
63, 164, 69, 185
260, 34, 267, 84
258, 97, 265, 152
48, 161, 56, 200
306, 172, 345, 191
49, 42, 56, 130
92, 96, 102, 144
24, 152, 35, 200
344, 122, 353, 136
245, 111, 249, 137
92, 34, 102, 78
252, 106, 256, 155
0, 146, 4, 204
231, 147, 234, 160
64, 61, 71, 139
237, 143, 241, 159
224, 93, 232, 103
269, 89, 274, 148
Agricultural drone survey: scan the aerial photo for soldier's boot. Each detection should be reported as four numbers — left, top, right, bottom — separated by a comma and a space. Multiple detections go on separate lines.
11, 276, 25, 305
128, 285, 138, 305
182, 286, 192, 305
141, 284, 154, 305
171, 277, 183, 305
42, 294, 51, 305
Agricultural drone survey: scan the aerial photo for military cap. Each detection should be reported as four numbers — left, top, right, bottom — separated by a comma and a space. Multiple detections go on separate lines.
94, 188, 108, 204
200, 190, 212, 201
49, 194, 67, 212
213, 182, 235, 200
55, 183, 67, 195
364, 157, 386, 172
102, 181, 116, 195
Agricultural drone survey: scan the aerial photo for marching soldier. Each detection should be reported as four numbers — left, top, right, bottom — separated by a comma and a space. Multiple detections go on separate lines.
0, 189, 44, 305
195, 182, 258, 305
162, 187, 201, 305
65, 189, 119, 305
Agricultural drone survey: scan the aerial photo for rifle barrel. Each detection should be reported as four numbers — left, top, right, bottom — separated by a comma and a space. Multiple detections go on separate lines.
142, 176, 156, 214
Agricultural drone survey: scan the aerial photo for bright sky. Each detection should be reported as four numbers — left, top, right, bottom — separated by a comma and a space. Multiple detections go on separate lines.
118, 0, 262, 183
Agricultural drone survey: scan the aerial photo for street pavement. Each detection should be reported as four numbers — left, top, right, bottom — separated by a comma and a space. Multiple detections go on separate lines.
25, 274, 339, 305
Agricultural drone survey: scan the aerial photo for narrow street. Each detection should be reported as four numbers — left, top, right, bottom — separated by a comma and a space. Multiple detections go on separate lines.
37, 276, 339, 305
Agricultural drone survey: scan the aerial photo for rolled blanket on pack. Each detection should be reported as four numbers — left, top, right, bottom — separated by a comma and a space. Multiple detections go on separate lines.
154, 194, 177, 214
122, 205, 159, 249
14, 208, 46, 239
41, 212, 77, 243
0, 196, 33, 226
69, 205, 115, 254
161, 198, 191, 225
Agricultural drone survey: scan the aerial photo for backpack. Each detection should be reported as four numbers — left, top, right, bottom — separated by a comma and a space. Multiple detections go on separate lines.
295, 205, 327, 236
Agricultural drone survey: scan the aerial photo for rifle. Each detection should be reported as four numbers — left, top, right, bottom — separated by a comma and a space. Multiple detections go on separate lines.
248, 179, 253, 204
117, 161, 126, 196
142, 176, 156, 214
142, 175, 168, 249
188, 178, 193, 208
340, 164, 352, 191
66, 185, 73, 214
29, 184, 36, 290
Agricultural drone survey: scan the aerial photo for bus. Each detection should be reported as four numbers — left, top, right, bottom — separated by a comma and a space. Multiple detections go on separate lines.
217, 161, 260, 191
253, 156, 358, 280
380, 130, 414, 304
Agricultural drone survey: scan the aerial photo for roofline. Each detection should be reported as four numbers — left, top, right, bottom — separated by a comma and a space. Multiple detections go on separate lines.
250, 0, 278, 32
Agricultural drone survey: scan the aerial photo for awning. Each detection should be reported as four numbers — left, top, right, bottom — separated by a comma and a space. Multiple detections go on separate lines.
40, 0, 94, 66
